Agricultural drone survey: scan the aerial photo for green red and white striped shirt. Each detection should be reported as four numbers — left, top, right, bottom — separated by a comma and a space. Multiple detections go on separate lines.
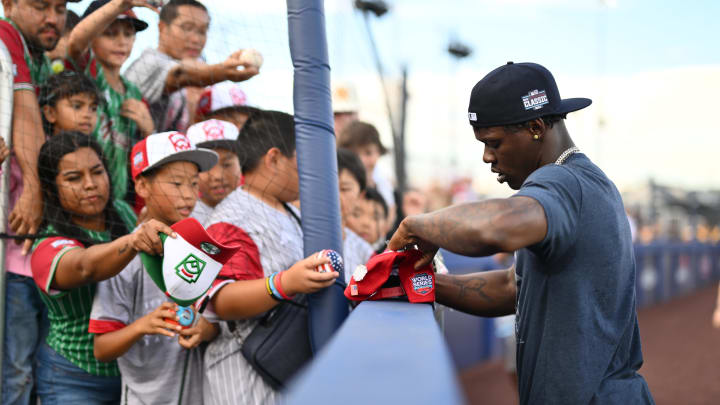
30, 200, 136, 376
68, 52, 144, 201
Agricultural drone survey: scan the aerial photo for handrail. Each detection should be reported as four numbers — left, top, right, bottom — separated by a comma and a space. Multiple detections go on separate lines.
283, 301, 466, 405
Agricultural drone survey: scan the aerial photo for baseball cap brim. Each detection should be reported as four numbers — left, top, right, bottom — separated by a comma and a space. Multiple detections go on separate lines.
139, 148, 218, 178
117, 14, 148, 32
469, 97, 593, 128
196, 140, 240, 154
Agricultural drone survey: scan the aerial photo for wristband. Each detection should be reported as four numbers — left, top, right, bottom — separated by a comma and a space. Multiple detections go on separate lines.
274, 270, 294, 300
268, 273, 283, 300
265, 276, 278, 300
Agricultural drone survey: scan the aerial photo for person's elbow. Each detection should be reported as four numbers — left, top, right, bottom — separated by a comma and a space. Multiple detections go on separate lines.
92, 335, 116, 362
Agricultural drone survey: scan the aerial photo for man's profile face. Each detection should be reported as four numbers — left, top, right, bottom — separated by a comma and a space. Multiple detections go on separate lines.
4, 0, 67, 52
473, 125, 541, 190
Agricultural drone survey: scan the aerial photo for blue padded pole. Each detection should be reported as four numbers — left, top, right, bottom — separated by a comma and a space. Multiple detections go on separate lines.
286, 0, 349, 351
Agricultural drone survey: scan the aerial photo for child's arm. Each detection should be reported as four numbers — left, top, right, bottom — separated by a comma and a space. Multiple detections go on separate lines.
212, 253, 338, 321
67, 0, 156, 63
177, 315, 219, 350
50, 219, 175, 290
94, 302, 181, 361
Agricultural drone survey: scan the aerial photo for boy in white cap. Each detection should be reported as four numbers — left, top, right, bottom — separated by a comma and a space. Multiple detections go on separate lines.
88, 131, 221, 404
186, 118, 242, 226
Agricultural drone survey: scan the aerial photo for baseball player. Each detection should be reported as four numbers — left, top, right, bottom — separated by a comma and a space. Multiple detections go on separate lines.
388, 62, 655, 404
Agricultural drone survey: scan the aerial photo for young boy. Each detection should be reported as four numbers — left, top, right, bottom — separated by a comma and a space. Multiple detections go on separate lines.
88, 131, 220, 404
186, 118, 242, 226
348, 186, 389, 252
39, 71, 101, 136
337, 148, 374, 281
201, 110, 338, 404
67, 0, 156, 201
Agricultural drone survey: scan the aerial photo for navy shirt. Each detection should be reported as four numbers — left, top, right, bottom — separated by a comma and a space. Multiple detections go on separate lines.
513, 153, 654, 404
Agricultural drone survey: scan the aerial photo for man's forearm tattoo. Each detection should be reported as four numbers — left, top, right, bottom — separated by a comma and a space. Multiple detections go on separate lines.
118, 243, 129, 254
450, 276, 493, 302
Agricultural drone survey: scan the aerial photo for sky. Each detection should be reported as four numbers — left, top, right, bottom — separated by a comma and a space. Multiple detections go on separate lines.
4, 0, 720, 195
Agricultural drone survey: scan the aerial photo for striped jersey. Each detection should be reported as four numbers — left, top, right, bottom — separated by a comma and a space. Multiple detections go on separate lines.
67, 52, 143, 201
343, 227, 374, 283
30, 200, 136, 376
0, 17, 52, 92
202, 188, 303, 405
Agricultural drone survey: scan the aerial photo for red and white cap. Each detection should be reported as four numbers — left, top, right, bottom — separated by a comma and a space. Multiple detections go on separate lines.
186, 119, 240, 152
131, 131, 218, 180
196, 81, 248, 118
344, 249, 435, 303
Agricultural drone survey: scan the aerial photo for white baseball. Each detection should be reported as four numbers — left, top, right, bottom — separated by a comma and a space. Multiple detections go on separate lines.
239, 48, 263, 69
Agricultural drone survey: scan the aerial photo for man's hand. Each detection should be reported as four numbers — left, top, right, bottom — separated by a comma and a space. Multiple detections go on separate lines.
9, 186, 43, 255
129, 219, 176, 255
387, 216, 439, 269
136, 302, 182, 337
121, 99, 155, 137
282, 253, 339, 296
220, 50, 260, 82
178, 315, 218, 349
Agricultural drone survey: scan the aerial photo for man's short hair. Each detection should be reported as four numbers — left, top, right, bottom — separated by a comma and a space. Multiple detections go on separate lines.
503, 114, 567, 133
337, 148, 366, 192
237, 110, 295, 173
338, 120, 387, 155
159, 0, 208, 24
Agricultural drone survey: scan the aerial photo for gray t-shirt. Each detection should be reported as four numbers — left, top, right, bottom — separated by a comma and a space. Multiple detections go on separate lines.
513, 153, 653, 404
343, 227, 373, 283
191, 199, 214, 228
124, 48, 189, 132
90, 257, 204, 405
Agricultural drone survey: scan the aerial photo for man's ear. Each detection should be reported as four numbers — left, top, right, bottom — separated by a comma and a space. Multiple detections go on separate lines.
42, 105, 56, 124
134, 176, 151, 199
528, 118, 547, 140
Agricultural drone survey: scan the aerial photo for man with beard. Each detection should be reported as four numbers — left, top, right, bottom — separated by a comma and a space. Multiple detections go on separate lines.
0, 0, 77, 402
388, 62, 654, 404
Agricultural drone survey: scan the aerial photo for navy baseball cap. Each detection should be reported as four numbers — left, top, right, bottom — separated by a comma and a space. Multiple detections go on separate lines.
468, 62, 591, 128
82, 0, 149, 32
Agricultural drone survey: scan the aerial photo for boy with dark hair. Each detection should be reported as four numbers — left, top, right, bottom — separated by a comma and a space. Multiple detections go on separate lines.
125, 0, 258, 132
337, 148, 373, 281
89, 131, 220, 404
348, 186, 389, 251
67, 0, 156, 201
201, 111, 339, 404
338, 120, 396, 229
39, 71, 101, 136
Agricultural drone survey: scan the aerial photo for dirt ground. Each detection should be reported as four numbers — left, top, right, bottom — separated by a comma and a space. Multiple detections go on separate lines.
459, 284, 720, 404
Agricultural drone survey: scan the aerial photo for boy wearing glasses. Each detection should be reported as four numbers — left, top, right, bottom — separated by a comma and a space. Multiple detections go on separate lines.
125, 0, 259, 133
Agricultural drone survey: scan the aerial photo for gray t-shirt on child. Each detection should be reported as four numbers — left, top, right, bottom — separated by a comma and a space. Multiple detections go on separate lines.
90, 256, 204, 405
124, 48, 190, 132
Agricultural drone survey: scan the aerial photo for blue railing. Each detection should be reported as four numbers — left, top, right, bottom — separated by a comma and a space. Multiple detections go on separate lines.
283, 301, 466, 404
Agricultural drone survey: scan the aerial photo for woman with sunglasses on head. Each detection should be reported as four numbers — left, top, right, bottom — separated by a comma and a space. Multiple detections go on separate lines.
31, 132, 175, 404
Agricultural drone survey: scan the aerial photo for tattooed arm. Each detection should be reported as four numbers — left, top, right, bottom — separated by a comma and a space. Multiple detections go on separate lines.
388, 196, 546, 268
51, 219, 176, 290
436, 266, 516, 317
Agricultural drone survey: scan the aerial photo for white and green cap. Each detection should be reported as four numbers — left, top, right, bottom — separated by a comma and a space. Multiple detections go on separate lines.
140, 218, 240, 307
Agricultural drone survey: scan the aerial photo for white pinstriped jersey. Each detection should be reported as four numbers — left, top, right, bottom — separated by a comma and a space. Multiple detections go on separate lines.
343, 227, 374, 283
203, 188, 303, 405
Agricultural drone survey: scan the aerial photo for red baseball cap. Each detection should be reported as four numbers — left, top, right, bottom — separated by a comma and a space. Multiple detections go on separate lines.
344, 249, 435, 303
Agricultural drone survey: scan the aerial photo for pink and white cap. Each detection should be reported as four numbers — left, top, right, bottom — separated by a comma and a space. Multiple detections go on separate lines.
196, 81, 249, 117
186, 119, 240, 152
131, 131, 218, 180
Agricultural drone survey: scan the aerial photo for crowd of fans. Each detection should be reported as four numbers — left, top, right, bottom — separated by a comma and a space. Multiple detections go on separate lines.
0, 0, 427, 403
